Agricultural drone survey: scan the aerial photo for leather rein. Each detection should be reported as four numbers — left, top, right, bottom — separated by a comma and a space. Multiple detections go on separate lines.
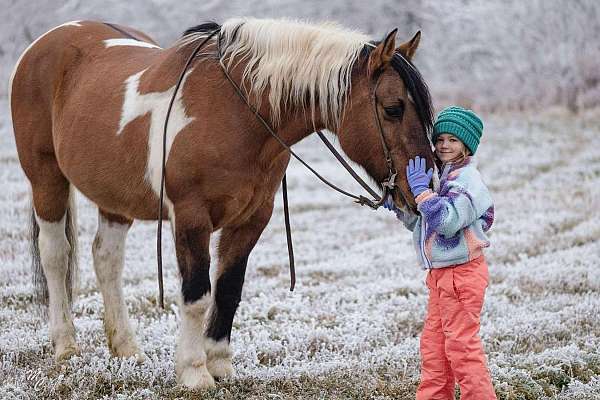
108, 25, 400, 308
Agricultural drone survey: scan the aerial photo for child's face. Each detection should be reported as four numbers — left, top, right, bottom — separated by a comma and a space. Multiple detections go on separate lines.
434, 133, 467, 163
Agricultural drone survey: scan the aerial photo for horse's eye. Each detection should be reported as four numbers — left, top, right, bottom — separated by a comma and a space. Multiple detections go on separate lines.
384, 103, 404, 119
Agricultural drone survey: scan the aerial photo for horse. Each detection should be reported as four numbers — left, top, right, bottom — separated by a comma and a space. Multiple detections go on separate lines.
9, 17, 435, 389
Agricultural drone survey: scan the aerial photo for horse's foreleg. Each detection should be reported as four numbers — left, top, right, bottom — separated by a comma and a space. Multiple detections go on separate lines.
205, 198, 275, 379
173, 205, 214, 389
92, 210, 144, 362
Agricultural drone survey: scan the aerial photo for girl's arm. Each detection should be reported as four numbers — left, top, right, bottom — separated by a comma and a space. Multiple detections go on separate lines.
415, 170, 493, 237
395, 208, 419, 231
383, 196, 419, 231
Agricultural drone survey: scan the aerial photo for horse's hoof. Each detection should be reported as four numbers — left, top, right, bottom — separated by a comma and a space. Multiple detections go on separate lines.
205, 339, 233, 379
110, 340, 146, 364
133, 351, 147, 364
55, 342, 80, 361
178, 363, 216, 389
206, 356, 233, 379
117, 349, 146, 364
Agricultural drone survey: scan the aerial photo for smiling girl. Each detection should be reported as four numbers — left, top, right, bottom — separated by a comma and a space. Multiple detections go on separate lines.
386, 106, 497, 399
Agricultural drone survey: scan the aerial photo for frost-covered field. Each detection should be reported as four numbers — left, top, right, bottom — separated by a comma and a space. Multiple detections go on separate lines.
1, 100, 599, 399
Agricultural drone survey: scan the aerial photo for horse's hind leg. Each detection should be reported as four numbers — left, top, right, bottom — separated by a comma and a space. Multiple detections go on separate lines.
205, 198, 275, 379
31, 180, 80, 361
92, 209, 144, 362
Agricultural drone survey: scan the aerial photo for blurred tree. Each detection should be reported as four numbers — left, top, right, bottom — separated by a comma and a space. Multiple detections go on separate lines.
3, 0, 599, 112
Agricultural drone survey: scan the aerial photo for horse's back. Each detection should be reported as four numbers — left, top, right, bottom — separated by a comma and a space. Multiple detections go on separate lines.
11, 21, 155, 112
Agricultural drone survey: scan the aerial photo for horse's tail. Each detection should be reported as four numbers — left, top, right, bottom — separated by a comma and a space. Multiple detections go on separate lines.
30, 186, 79, 307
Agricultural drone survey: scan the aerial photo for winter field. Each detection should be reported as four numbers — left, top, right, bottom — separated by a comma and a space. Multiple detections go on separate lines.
0, 93, 599, 399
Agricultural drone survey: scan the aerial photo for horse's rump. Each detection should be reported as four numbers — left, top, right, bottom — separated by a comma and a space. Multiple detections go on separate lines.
11, 21, 173, 220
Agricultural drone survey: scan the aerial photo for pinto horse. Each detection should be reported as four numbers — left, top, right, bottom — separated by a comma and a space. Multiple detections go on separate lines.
9, 18, 434, 388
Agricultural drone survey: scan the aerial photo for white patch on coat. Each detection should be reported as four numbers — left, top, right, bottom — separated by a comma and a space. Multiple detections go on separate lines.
176, 294, 215, 388
35, 211, 78, 358
104, 38, 161, 49
8, 21, 82, 118
92, 213, 143, 360
116, 69, 194, 201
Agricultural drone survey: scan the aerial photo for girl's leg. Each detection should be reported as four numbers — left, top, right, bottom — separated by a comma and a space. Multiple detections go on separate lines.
436, 256, 497, 400
416, 271, 456, 400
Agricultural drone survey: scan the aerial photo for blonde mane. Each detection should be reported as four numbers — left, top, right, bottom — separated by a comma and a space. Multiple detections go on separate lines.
217, 18, 371, 129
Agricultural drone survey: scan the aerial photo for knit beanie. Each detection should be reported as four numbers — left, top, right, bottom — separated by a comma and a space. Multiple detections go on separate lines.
432, 106, 483, 155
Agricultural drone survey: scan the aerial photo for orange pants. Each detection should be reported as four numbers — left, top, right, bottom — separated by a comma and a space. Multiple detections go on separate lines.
416, 255, 497, 400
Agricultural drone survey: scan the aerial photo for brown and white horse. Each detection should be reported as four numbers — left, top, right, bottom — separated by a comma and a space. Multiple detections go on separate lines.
9, 18, 434, 388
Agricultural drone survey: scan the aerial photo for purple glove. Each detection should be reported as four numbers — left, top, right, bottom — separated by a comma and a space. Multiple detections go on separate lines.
406, 156, 433, 198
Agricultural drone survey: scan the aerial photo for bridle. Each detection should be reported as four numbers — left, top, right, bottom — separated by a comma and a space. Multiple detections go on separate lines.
106, 25, 405, 308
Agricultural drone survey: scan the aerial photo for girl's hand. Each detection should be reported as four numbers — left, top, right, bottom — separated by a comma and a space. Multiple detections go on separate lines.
406, 156, 433, 198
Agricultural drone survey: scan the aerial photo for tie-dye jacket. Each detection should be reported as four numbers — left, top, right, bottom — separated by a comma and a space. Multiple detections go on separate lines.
397, 157, 494, 269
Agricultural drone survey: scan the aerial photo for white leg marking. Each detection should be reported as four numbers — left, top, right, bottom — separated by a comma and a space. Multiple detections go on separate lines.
36, 212, 79, 361
176, 294, 215, 389
104, 38, 162, 49
205, 338, 234, 379
8, 21, 82, 118
92, 213, 144, 362
116, 69, 194, 206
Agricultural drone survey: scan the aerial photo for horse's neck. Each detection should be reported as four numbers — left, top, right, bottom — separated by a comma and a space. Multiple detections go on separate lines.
255, 104, 326, 170
184, 51, 328, 169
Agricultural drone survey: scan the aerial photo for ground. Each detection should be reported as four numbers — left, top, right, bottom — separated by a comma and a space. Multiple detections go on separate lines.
1, 100, 599, 399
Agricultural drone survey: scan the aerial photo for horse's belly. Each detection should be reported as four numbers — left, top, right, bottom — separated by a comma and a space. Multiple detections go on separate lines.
64, 164, 160, 220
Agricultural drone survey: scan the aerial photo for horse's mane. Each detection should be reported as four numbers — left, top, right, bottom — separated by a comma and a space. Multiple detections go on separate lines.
181, 18, 433, 133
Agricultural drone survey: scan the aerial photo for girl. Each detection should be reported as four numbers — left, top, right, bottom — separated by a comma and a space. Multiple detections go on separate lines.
385, 106, 496, 399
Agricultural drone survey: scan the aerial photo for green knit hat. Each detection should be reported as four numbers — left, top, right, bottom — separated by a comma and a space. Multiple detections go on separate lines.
433, 106, 483, 155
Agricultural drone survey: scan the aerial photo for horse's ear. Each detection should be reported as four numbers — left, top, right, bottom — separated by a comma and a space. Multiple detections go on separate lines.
368, 28, 397, 76
396, 31, 421, 61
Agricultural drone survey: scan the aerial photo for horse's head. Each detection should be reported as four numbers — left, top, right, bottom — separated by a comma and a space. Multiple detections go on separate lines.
337, 30, 435, 213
